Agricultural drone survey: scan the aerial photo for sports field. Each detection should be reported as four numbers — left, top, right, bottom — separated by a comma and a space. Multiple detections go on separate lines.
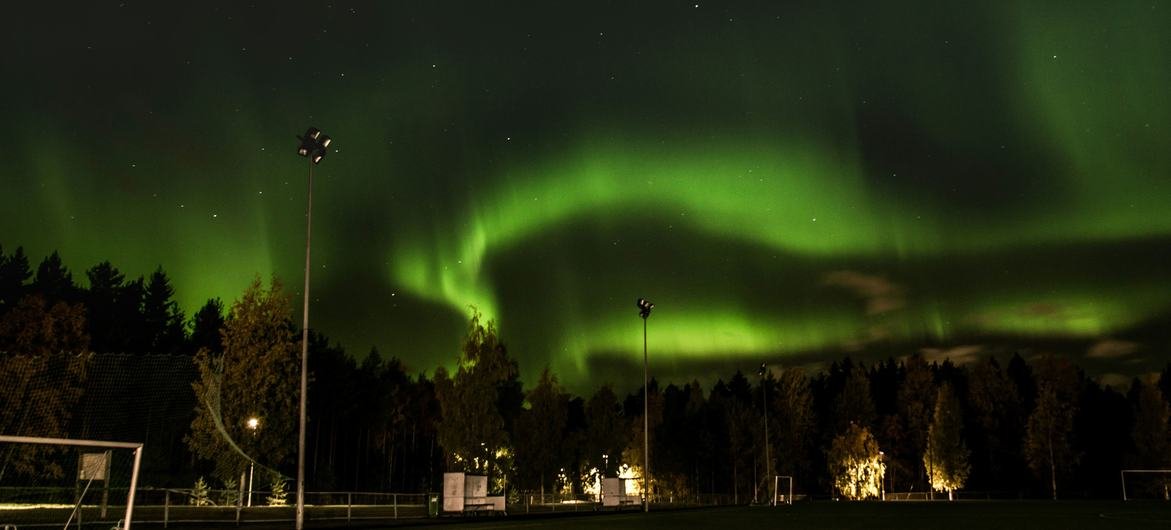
435, 502, 1171, 530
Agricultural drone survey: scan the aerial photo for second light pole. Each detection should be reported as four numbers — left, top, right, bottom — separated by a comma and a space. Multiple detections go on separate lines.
295, 127, 331, 530
636, 297, 654, 512
757, 362, 771, 506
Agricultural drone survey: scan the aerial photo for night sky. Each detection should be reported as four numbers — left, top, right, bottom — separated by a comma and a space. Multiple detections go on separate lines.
4, 1, 1170, 393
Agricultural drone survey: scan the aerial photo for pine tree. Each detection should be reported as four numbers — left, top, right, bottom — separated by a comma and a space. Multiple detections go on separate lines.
0, 246, 32, 316
190, 476, 211, 506
924, 383, 970, 500
189, 298, 226, 354
266, 472, 288, 506
142, 267, 186, 354
32, 251, 76, 303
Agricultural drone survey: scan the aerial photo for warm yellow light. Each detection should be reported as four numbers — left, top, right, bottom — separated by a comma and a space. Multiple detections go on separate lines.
246, 417, 260, 430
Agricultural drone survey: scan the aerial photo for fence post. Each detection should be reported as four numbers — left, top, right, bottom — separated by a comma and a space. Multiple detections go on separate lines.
236, 472, 245, 525
393, 493, 398, 519
347, 492, 352, 524
164, 490, 170, 529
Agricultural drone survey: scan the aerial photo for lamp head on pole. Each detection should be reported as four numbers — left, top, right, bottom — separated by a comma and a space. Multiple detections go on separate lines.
296, 126, 331, 164
636, 298, 654, 319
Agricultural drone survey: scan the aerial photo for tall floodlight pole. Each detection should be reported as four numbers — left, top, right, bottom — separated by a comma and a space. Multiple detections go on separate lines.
636, 298, 654, 512
757, 362, 771, 506
295, 127, 331, 530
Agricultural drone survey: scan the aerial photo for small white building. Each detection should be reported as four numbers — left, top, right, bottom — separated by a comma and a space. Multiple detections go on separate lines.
443, 472, 505, 514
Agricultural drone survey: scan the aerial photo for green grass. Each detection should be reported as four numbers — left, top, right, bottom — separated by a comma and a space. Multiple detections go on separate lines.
435, 501, 1171, 530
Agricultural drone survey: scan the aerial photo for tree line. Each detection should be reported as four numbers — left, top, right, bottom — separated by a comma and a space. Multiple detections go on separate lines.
1, 245, 1169, 500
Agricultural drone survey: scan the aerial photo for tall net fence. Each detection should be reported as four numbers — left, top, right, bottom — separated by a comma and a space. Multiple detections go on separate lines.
0, 352, 197, 489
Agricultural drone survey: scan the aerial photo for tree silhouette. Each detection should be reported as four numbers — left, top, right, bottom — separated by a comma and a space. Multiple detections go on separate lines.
434, 309, 516, 482
186, 277, 299, 481
514, 367, 568, 494
1024, 355, 1079, 500
0, 245, 31, 316
189, 298, 225, 354
32, 251, 77, 303
142, 267, 186, 354
773, 367, 816, 488
0, 295, 90, 479
1131, 379, 1171, 499
924, 383, 970, 499
584, 384, 626, 480
897, 354, 936, 491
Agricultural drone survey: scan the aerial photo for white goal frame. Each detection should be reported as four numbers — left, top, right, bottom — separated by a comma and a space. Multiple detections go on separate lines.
1120, 469, 1171, 501
0, 435, 143, 530
771, 475, 794, 505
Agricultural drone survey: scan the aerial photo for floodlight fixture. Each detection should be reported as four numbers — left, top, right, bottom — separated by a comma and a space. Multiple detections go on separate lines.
297, 127, 330, 164
757, 362, 767, 377
637, 298, 654, 319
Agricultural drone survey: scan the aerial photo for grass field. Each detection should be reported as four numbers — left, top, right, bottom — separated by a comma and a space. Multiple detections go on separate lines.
430, 501, 1171, 530
4, 501, 1170, 529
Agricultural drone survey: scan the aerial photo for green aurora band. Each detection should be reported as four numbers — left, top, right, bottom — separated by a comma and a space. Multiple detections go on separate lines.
3, 1, 1170, 389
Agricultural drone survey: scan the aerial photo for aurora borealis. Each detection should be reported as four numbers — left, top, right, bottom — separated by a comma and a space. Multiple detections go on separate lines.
4, 1, 1170, 392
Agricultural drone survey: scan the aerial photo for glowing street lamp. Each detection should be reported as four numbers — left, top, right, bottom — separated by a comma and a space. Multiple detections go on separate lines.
294, 126, 332, 530
635, 297, 653, 512
245, 417, 260, 507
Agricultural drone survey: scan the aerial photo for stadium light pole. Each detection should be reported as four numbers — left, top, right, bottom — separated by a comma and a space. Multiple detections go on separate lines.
757, 362, 771, 506
636, 298, 654, 512
295, 127, 331, 530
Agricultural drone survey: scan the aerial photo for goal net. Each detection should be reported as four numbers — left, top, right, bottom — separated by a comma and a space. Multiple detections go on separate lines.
1121, 470, 1171, 501
0, 436, 142, 530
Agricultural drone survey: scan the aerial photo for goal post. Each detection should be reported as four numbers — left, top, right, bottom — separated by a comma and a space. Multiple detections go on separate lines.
0, 435, 143, 530
1120, 469, 1171, 501
772, 475, 794, 506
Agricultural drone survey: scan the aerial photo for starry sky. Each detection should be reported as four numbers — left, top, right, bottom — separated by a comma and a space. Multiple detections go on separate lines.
3, 1, 1170, 393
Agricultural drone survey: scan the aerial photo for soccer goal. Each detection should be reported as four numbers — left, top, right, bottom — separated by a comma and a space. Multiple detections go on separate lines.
1121, 469, 1171, 501
0, 435, 143, 530
771, 475, 794, 505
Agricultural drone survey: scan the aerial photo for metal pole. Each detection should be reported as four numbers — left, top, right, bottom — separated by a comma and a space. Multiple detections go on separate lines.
122, 446, 143, 530
296, 157, 314, 530
762, 376, 770, 505
247, 462, 254, 507
642, 316, 649, 513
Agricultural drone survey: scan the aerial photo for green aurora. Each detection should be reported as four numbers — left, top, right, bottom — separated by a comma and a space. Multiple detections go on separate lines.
3, 1, 1170, 391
